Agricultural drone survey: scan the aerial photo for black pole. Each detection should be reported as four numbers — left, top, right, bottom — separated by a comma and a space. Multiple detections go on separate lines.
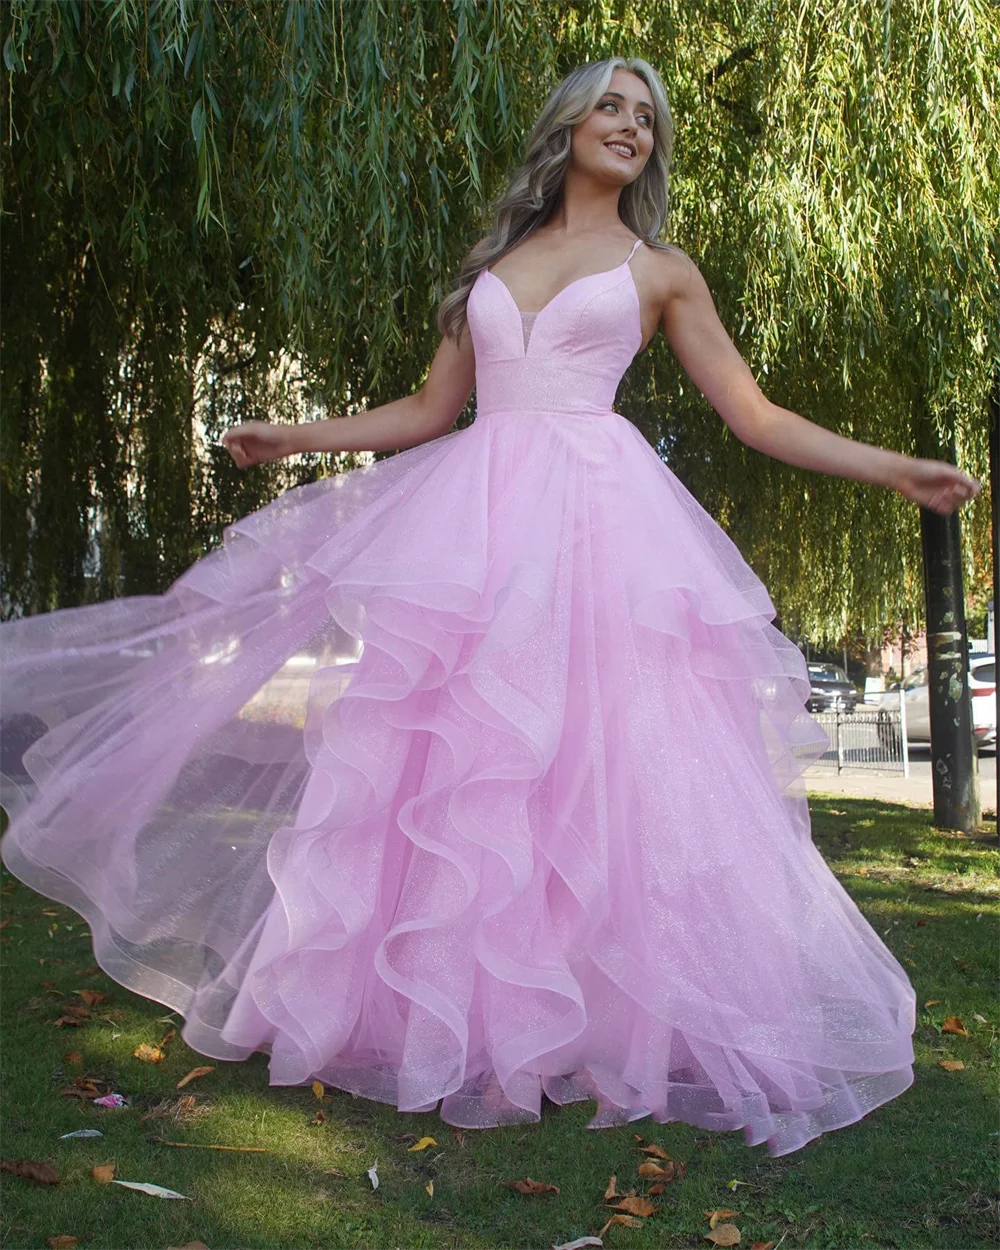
920, 500, 981, 832
989, 375, 998, 828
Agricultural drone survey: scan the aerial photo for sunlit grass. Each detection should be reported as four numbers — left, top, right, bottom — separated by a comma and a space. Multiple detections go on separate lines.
1, 796, 996, 1249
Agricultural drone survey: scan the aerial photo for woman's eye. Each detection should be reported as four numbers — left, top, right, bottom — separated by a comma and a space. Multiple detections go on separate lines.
600, 100, 653, 127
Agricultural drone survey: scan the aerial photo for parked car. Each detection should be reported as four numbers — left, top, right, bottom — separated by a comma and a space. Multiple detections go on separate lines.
876, 653, 996, 751
805, 663, 857, 713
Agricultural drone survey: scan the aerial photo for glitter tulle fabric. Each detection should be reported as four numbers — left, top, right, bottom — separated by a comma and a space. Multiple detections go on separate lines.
0, 239, 916, 1156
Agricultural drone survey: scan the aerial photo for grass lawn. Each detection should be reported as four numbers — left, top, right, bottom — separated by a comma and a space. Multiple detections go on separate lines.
1, 796, 996, 1250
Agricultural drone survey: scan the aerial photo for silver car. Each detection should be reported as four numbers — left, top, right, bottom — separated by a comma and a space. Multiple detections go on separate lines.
877, 654, 996, 752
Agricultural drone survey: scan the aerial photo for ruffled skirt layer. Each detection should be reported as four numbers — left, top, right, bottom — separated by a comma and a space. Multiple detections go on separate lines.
0, 408, 915, 1156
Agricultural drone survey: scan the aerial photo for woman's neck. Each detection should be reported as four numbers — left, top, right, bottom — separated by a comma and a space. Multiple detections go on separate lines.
542, 169, 625, 240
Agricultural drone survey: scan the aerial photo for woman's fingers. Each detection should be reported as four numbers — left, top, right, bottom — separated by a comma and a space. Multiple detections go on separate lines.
902, 462, 981, 514
222, 430, 254, 468
221, 422, 285, 468
928, 478, 977, 515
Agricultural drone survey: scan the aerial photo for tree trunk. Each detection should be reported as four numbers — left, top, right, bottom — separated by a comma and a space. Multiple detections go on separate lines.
990, 374, 999, 829
916, 405, 981, 832
919, 505, 981, 831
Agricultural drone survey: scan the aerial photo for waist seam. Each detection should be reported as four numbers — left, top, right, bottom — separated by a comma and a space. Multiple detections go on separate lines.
476, 360, 616, 379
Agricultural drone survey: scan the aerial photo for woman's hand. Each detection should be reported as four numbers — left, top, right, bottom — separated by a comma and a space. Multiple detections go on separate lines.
221, 421, 296, 468
891, 458, 981, 515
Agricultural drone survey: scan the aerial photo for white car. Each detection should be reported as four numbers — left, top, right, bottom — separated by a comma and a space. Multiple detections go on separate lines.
877, 654, 996, 751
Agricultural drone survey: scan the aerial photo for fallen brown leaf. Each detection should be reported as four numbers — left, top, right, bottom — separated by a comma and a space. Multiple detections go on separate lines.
133, 1043, 165, 1063
923, 999, 941, 1008
603, 1175, 619, 1200
76, 990, 104, 1007
46, 1237, 79, 1249
176, 1066, 215, 1088
598, 1213, 645, 1236
58, 1076, 113, 1101
309, 1109, 327, 1125
639, 1159, 685, 1183
323, 1168, 346, 1178
941, 1015, 969, 1036
0, 1158, 60, 1185
65, 1005, 90, 1018
159, 1027, 177, 1047
63, 1051, 84, 1067
750, 1242, 776, 1249
939, 1059, 965, 1071
639, 1142, 671, 1159
704, 1223, 741, 1246
638, 1160, 667, 1177
92, 1162, 117, 1184
311, 1079, 326, 1101
503, 1176, 560, 1196
606, 1195, 656, 1217
705, 1209, 738, 1225
50, 1016, 85, 1028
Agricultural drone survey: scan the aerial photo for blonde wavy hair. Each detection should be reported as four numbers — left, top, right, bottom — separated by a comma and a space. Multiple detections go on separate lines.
437, 57, 674, 341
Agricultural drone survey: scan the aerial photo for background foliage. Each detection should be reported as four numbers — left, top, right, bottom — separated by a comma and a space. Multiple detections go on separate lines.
2, 0, 996, 644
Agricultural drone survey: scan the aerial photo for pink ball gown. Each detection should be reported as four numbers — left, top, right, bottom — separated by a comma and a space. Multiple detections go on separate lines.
0, 237, 916, 1157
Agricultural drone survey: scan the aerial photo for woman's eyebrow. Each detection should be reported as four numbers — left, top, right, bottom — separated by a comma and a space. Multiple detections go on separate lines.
602, 90, 655, 113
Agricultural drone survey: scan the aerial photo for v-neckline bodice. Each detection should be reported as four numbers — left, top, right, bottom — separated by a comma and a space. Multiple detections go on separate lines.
484, 237, 644, 320
466, 235, 646, 409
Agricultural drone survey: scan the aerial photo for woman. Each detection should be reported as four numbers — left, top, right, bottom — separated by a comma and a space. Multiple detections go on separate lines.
0, 58, 979, 1158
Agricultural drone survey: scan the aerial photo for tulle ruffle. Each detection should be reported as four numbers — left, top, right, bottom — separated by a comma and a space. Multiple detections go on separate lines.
0, 409, 915, 1156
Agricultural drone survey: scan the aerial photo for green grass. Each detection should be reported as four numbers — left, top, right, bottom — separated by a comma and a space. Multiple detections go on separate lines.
1, 797, 997, 1250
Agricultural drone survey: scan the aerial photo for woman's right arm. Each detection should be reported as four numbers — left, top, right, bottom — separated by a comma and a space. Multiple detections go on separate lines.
222, 329, 476, 467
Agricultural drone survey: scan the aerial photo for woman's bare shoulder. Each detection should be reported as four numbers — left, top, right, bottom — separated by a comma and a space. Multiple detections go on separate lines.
637, 240, 697, 288
631, 241, 699, 319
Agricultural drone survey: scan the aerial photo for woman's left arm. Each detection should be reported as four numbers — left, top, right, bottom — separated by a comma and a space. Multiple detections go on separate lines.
655, 252, 981, 516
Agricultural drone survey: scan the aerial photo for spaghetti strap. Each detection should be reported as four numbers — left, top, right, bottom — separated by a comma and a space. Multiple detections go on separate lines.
626, 237, 644, 262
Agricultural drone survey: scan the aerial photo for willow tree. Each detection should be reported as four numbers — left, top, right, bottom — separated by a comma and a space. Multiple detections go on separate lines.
0, 0, 559, 613
2, 0, 997, 659
618, 0, 998, 648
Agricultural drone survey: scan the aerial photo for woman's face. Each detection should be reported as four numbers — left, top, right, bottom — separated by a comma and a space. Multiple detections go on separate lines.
569, 69, 655, 186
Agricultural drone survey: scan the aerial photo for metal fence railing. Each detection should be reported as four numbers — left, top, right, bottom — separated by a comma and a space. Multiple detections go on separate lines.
808, 694, 909, 775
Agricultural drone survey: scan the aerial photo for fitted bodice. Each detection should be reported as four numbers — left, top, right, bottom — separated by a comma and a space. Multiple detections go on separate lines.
466, 239, 644, 418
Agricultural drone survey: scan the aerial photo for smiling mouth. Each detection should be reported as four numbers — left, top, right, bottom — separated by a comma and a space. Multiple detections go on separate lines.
604, 141, 636, 159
